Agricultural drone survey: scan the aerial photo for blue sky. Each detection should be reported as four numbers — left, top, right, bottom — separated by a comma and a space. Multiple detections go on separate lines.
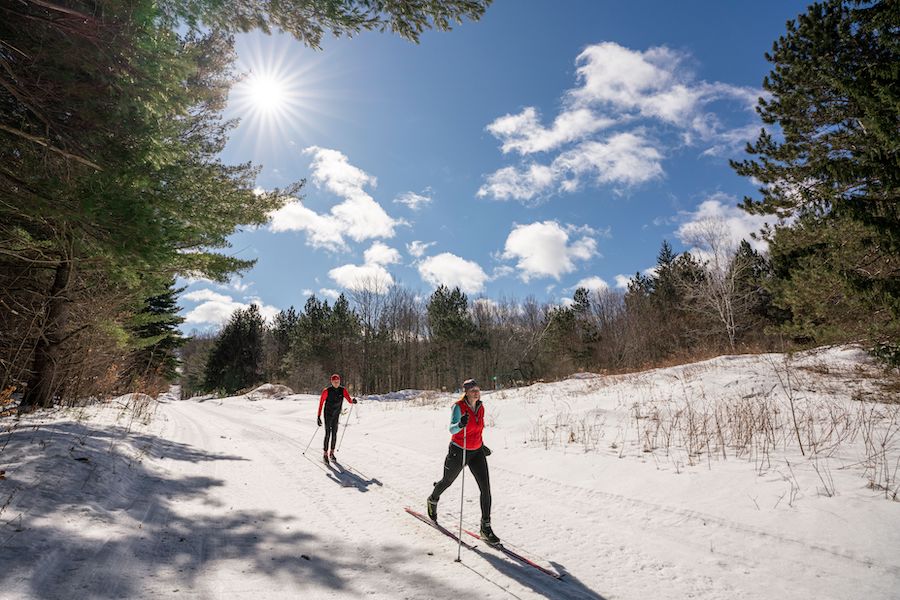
179, 0, 811, 330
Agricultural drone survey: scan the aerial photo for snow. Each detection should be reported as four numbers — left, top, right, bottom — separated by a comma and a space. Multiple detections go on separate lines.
1, 345, 899, 599
245, 384, 295, 401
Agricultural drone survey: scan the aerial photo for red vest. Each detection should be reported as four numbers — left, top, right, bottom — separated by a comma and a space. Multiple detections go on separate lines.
451, 398, 484, 450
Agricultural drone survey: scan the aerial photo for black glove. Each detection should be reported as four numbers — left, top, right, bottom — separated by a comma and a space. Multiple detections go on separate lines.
317, 417, 322, 427
458, 413, 469, 428
482, 445, 492, 456
351, 398, 358, 404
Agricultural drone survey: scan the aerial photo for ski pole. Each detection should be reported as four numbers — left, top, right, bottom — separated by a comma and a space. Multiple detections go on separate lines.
455, 422, 467, 563
336, 400, 355, 452
302, 420, 320, 455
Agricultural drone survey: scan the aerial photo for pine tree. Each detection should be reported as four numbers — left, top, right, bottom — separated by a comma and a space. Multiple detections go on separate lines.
203, 305, 266, 394
426, 286, 476, 388
124, 281, 186, 391
731, 0, 899, 347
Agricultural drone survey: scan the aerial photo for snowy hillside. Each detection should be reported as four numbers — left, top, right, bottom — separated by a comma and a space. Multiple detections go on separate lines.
1, 346, 898, 599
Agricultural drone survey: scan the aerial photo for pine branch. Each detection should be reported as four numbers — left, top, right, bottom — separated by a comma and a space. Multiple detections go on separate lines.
0, 124, 102, 170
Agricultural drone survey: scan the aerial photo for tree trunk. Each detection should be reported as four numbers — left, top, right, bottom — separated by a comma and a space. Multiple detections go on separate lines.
21, 235, 73, 412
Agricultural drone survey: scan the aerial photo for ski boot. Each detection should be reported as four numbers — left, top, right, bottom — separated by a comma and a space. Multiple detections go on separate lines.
323, 451, 329, 464
479, 520, 500, 546
426, 497, 439, 522
328, 450, 336, 461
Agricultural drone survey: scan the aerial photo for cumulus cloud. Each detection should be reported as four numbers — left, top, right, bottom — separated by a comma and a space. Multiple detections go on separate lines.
327, 241, 402, 293
554, 132, 664, 190
614, 274, 633, 289
501, 221, 597, 281
407, 240, 436, 259
268, 147, 401, 249
571, 276, 609, 293
486, 107, 615, 154
319, 288, 341, 301
675, 193, 771, 254
418, 252, 489, 294
479, 132, 664, 202
329, 263, 394, 292
183, 290, 279, 327
394, 189, 433, 210
571, 43, 758, 129
364, 241, 402, 266
480, 42, 763, 203
476, 163, 555, 202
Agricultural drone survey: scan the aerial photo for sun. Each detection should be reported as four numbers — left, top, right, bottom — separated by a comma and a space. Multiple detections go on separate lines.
228, 32, 343, 156
246, 74, 287, 114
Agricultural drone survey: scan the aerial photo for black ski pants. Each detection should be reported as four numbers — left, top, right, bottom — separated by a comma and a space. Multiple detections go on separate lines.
430, 444, 491, 523
323, 410, 341, 452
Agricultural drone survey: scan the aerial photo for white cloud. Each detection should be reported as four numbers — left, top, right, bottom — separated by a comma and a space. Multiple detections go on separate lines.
571, 43, 758, 130
477, 163, 555, 202
305, 145, 377, 197
554, 132, 664, 190
327, 241, 400, 293
614, 274, 633, 289
675, 194, 771, 254
418, 252, 489, 294
572, 276, 609, 292
501, 221, 597, 282
364, 241, 402, 266
319, 288, 341, 301
486, 107, 615, 155
480, 42, 763, 203
328, 263, 394, 292
394, 189, 433, 210
407, 240, 436, 258
479, 132, 663, 202
302, 288, 314, 296
183, 290, 279, 327
268, 147, 401, 249
183, 289, 233, 304
268, 199, 346, 250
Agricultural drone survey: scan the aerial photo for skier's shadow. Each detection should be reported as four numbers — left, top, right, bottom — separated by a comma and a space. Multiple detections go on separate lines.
326, 461, 382, 492
461, 547, 607, 600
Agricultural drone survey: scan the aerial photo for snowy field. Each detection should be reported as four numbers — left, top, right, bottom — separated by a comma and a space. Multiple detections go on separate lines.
1, 345, 899, 599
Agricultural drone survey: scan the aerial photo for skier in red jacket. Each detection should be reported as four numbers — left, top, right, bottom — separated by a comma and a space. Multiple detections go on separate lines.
426, 378, 499, 545
317, 373, 357, 462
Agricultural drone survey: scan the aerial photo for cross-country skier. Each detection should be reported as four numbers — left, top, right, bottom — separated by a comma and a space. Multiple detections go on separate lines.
426, 378, 500, 545
317, 373, 357, 462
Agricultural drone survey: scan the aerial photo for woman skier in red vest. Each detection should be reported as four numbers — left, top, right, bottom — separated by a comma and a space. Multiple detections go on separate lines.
317, 373, 357, 462
426, 378, 499, 546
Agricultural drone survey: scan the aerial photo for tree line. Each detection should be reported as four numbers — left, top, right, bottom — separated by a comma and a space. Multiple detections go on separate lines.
183, 232, 781, 396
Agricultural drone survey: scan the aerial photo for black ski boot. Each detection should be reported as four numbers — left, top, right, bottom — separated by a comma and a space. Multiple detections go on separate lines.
480, 520, 500, 546
426, 497, 438, 522
323, 451, 329, 464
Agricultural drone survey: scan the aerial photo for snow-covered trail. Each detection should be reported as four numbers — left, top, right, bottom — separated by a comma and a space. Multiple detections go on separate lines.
3, 364, 899, 600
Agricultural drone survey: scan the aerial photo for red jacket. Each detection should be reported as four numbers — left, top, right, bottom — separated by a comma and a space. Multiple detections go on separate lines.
450, 398, 484, 451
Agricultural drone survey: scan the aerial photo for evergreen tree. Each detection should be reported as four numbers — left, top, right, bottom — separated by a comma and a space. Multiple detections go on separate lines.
731, 0, 900, 347
426, 286, 476, 387
158, 0, 491, 47
124, 281, 186, 390
330, 294, 360, 369
203, 305, 265, 394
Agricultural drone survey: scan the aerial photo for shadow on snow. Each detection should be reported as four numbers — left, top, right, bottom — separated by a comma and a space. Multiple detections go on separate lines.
0, 420, 472, 599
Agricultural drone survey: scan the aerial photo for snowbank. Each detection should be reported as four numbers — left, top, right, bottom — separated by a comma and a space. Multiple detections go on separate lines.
245, 383, 295, 401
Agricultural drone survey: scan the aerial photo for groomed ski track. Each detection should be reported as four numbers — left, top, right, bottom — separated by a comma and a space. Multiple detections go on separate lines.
4, 386, 898, 600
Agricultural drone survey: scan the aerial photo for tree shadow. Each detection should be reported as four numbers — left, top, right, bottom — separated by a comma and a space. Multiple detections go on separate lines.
0, 420, 472, 599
